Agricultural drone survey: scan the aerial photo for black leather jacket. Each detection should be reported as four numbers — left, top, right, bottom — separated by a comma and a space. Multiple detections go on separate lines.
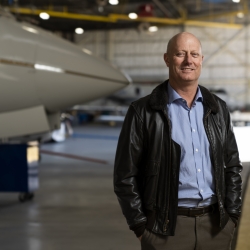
114, 80, 242, 237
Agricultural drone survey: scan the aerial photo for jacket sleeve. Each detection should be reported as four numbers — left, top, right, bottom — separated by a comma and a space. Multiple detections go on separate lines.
113, 105, 147, 236
224, 106, 243, 218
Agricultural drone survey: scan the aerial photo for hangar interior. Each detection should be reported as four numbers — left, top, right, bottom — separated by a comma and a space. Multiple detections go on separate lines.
76, 26, 250, 110
0, 0, 250, 250
6, 0, 250, 109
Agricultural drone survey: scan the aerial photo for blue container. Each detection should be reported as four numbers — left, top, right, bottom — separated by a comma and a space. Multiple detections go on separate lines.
0, 144, 39, 192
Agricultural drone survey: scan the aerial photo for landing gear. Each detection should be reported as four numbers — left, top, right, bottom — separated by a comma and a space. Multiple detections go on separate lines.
18, 192, 34, 202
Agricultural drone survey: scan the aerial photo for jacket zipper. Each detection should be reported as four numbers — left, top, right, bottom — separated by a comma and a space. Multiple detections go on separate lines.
163, 109, 172, 233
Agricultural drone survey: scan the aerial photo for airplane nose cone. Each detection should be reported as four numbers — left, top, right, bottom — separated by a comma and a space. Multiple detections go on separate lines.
35, 30, 130, 112
0, 18, 130, 114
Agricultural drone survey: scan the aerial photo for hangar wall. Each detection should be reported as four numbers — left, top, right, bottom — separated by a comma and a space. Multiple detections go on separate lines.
76, 25, 250, 108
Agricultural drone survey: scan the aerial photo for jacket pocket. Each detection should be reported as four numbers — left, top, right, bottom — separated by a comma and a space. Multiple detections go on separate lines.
143, 161, 160, 208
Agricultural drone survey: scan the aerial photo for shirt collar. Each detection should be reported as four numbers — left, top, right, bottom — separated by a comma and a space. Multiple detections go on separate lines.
167, 82, 203, 104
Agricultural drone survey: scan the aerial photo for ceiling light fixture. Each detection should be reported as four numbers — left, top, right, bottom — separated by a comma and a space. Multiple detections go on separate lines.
128, 13, 138, 19
232, 0, 240, 3
148, 26, 158, 32
39, 12, 50, 20
75, 28, 84, 34
109, 0, 119, 5
237, 12, 244, 18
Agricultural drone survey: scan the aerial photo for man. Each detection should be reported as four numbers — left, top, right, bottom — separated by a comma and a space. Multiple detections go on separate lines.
114, 32, 242, 250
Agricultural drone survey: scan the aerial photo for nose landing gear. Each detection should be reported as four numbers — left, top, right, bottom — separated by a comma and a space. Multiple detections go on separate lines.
18, 192, 34, 202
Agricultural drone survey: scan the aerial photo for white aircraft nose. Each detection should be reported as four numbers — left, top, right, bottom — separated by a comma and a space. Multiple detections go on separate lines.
0, 15, 130, 139
34, 30, 130, 112
0, 17, 130, 113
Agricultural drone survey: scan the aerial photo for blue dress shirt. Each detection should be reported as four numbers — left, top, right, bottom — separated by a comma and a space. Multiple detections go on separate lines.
167, 83, 217, 207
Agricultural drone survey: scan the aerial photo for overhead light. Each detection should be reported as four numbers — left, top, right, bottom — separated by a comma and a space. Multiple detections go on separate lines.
128, 13, 138, 19
39, 12, 50, 20
22, 26, 38, 34
237, 12, 244, 18
34, 64, 64, 73
232, 0, 240, 3
75, 28, 84, 34
109, 0, 119, 5
148, 26, 158, 32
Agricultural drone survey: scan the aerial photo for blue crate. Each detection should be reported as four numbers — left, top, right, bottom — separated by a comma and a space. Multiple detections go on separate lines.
0, 144, 39, 192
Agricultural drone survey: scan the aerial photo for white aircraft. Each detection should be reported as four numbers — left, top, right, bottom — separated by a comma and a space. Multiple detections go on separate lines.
0, 9, 130, 142
0, 9, 129, 201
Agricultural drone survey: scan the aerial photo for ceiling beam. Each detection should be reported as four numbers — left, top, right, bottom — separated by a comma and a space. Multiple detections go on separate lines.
9, 7, 243, 29
190, 10, 246, 21
152, 0, 173, 17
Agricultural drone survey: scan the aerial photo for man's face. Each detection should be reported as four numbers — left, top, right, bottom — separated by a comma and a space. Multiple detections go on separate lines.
164, 34, 204, 85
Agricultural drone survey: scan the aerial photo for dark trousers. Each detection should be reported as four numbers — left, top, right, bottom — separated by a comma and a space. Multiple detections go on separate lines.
141, 208, 235, 250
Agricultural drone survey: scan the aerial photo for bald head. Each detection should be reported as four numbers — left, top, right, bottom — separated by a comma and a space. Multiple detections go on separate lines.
163, 32, 204, 88
167, 32, 202, 54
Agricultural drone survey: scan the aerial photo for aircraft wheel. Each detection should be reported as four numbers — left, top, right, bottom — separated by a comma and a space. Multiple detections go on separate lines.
18, 193, 34, 202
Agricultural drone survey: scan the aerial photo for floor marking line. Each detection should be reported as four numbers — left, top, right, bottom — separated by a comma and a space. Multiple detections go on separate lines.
40, 149, 107, 164
72, 133, 119, 140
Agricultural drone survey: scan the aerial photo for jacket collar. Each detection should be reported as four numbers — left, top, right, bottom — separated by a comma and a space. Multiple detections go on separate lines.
149, 80, 219, 114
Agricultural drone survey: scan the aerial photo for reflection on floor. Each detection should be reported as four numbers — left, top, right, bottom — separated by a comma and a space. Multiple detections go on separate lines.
0, 124, 248, 250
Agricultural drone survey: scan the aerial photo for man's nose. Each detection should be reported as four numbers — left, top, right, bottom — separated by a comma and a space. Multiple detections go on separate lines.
184, 54, 193, 64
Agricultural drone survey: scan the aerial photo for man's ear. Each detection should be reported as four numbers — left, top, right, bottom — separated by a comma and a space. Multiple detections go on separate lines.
201, 55, 204, 64
163, 53, 170, 67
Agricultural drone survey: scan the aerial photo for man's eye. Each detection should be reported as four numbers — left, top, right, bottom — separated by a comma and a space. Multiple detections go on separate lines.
176, 52, 185, 57
192, 53, 199, 57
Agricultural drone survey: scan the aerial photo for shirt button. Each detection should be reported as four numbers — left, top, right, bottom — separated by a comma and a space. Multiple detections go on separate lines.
193, 129, 195, 132
198, 169, 201, 172
195, 148, 198, 152
201, 189, 203, 192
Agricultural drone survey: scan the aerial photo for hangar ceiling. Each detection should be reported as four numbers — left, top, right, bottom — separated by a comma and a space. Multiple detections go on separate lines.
1, 0, 249, 33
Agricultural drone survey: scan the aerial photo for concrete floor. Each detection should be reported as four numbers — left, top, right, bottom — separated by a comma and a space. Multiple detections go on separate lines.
0, 124, 139, 250
0, 124, 249, 250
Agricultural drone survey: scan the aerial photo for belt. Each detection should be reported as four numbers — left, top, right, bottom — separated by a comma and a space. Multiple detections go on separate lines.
177, 203, 217, 217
